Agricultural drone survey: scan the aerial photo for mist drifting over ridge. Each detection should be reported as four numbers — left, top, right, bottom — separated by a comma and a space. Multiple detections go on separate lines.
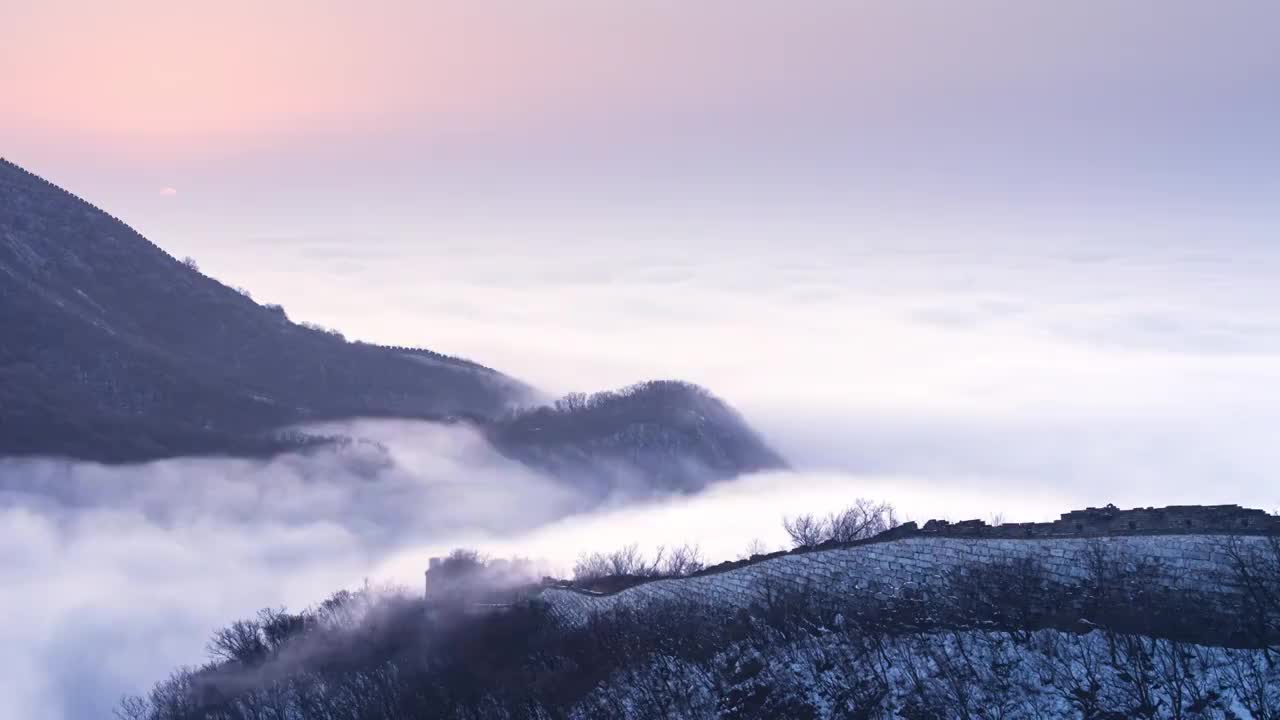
8, 395, 1280, 719
4, 2, 1280, 716
7, 185, 1280, 718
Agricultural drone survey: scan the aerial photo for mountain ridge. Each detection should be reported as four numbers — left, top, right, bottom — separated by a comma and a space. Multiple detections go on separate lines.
0, 158, 783, 485
122, 502, 1280, 719
1, 154, 525, 459
535, 502, 1280, 599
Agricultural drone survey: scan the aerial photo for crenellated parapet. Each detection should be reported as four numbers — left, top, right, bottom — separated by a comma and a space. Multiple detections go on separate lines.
527, 505, 1280, 645
0, 156, 184, 266
565, 504, 1279, 594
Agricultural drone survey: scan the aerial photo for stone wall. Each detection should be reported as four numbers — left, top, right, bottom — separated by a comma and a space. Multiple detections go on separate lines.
983, 503, 1276, 537
536, 508, 1279, 645
1, 157, 177, 263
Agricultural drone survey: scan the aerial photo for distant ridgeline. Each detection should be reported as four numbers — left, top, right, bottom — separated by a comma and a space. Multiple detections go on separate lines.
0, 158, 784, 487
902, 502, 1276, 539
428, 504, 1280, 647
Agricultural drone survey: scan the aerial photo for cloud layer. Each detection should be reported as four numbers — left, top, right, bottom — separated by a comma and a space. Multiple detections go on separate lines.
0, 419, 1021, 720
204, 215, 1280, 507
5, 6, 1280, 712
7, 411, 1277, 718
0, 421, 584, 720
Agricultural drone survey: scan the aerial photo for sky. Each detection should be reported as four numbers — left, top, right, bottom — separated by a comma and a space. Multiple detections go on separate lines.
4, 2, 1279, 209
4, 2, 1280, 718
6, 0, 1277, 498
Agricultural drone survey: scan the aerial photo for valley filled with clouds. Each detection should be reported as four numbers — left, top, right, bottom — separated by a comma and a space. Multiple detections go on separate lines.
6, 3, 1280, 717
8, 221, 1280, 719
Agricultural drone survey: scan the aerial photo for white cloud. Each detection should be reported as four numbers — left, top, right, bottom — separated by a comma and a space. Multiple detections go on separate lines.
12, 207, 1280, 718
9, 416, 1277, 718
1, 421, 1013, 719
0, 421, 582, 720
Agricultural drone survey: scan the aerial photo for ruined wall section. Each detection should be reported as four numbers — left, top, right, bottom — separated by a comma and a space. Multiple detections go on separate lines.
538, 532, 1273, 641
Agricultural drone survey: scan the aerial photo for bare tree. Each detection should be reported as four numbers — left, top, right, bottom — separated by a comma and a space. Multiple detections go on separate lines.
827, 499, 899, 543
782, 513, 827, 548
257, 607, 306, 652
608, 543, 648, 576
574, 545, 650, 583
554, 392, 589, 413
738, 537, 773, 560
783, 499, 899, 548
298, 320, 347, 341
439, 547, 486, 574
1221, 534, 1280, 658
573, 543, 704, 583
1222, 649, 1280, 720
112, 695, 150, 720
659, 544, 705, 576
206, 619, 267, 664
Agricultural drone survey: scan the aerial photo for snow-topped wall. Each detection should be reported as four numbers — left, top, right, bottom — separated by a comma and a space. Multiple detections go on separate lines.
535, 505, 1279, 645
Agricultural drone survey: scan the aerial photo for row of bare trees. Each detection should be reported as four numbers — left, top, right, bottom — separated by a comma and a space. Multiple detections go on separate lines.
1223, 534, 1280, 661
782, 498, 900, 547
117, 518, 1280, 720
572, 543, 707, 586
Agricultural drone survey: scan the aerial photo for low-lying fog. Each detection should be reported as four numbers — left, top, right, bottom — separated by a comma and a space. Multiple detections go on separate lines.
10, 219, 1280, 719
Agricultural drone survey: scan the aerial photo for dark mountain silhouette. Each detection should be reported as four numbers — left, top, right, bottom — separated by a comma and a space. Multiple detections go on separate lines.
0, 158, 785, 483
488, 381, 787, 493
0, 158, 529, 460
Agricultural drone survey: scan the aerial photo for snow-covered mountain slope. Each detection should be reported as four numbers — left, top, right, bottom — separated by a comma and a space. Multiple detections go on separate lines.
120, 505, 1280, 719
541, 533, 1266, 633
568, 626, 1278, 719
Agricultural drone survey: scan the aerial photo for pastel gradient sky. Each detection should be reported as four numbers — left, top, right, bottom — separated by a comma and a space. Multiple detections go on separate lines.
5, 2, 1278, 213
7, 7, 1280, 717
6, 1, 1280, 477
4, 2, 1280, 491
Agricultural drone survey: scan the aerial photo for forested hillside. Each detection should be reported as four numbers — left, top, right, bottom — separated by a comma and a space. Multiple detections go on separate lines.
488, 381, 787, 493
0, 158, 532, 460
118, 513, 1280, 720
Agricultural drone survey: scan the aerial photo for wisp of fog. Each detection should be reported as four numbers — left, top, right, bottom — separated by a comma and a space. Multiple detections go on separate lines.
11, 228, 1280, 719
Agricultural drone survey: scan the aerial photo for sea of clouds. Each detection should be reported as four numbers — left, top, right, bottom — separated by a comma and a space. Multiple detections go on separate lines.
9, 213, 1280, 718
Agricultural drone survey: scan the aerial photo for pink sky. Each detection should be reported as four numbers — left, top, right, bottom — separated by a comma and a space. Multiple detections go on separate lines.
1, 1, 1275, 252
3, 3, 857, 154
6, 10, 1280, 717
7, 2, 1275, 163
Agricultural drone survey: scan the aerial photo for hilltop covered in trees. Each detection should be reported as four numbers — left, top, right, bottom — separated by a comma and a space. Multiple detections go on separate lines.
119, 504, 1280, 719
0, 159, 530, 460
486, 381, 786, 493
0, 160, 781, 490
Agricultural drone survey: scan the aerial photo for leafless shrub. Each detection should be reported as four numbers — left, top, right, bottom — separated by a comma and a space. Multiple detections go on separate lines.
298, 320, 346, 342
553, 391, 589, 413
572, 543, 704, 583
1221, 534, 1280, 655
206, 619, 268, 665
112, 695, 150, 720
781, 513, 827, 548
661, 543, 706, 576
738, 537, 773, 560
1221, 648, 1280, 719
783, 499, 899, 548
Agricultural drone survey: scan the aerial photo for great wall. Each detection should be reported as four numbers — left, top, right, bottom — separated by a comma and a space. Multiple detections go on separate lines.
427, 504, 1280, 644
